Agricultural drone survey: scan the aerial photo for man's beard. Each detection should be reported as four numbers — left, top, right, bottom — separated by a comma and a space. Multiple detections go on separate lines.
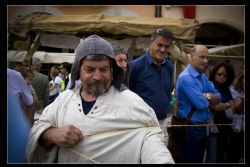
83, 79, 111, 97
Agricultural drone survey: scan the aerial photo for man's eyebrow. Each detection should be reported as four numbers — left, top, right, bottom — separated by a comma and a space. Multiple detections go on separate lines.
83, 64, 110, 68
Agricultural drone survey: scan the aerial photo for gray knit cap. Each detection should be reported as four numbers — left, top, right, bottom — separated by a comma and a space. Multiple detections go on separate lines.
110, 41, 127, 57
70, 35, 124, 90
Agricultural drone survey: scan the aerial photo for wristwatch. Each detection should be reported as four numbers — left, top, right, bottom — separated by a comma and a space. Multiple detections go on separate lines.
206, 93, 212, 100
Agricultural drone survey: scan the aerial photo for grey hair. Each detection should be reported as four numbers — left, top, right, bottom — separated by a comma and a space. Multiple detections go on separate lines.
31, 58, 42, 70
150, 28, 174, 43
110, 41, 127, 57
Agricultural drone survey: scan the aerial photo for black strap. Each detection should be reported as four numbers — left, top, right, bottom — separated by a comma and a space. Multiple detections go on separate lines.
65, 78, 69, 88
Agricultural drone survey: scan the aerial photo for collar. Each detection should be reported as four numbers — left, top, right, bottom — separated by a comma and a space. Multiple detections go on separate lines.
146, 51, 166, 66
187, 64, 203, 78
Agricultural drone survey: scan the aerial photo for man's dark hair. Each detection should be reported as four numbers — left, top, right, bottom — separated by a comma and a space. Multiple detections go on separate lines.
209, 62, 235, 87
61, 62, 71, 72
150, 28, 174, 42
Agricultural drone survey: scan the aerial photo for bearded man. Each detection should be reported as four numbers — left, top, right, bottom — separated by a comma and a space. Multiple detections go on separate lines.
26, 35, 174, 164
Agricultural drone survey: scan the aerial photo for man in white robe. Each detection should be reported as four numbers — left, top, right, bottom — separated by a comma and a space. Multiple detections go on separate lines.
26, 35, 174, 164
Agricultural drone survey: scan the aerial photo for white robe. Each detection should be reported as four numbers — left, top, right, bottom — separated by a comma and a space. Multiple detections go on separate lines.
26, 85, 174, 164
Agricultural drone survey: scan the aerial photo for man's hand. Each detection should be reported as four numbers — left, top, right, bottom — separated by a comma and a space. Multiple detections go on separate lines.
39, 125, 84, 148
203, 93, 220, 105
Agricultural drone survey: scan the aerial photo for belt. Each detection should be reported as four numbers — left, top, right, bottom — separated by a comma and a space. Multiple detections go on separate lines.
188, 120, 207, 125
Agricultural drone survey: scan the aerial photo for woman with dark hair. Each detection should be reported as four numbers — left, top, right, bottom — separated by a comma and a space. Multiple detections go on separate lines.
206, 62, 236, 163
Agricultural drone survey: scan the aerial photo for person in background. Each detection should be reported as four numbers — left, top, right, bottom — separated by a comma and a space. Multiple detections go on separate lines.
19, 68, 38, 126
59, 62, 71, 91
175, 45, 221, 163
128, 28, 174, 147
31, 58, 50, 115
66, 66, 81, 90
112, 42, 129, 88
206, 62, 236, 163
49, 65, 63, 104
226, 72, 244, 163
7, 68, 34, 121
26, 35, 174, 164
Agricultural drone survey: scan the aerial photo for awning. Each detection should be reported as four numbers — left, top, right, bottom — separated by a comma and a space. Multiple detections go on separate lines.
208, 44, 244, 59
8, 50, 75, 64
8, 13, 199, 41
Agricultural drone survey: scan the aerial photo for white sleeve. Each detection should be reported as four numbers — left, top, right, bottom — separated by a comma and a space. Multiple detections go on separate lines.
141, 127, 175, 164
140, 108, 175, 164
26, 103, 59, 163
26, 91, 74, 163
54, 77, 63, 85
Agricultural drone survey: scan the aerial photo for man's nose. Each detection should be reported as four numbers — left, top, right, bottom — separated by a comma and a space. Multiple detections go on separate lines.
92, 70, 102, 80
159, 46, 167, 52
204, 58, 209, 63
120, 61, 127, 68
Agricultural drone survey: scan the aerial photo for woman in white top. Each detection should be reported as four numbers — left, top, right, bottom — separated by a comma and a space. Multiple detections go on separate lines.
49, 65, 63, 103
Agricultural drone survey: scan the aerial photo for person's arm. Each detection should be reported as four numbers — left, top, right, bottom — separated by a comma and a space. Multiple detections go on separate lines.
141, 127, 175, 164
38, 125, 83, 148
203, 80, 221, 105
49, 83, 57, 92
26, 92, 82, 162
209, 99, 236, 111
18, 72, 33, 106
179, 75, 209, 110
18, 74, 34, 124
203, 93, 221, 105
30, 85, 38, 103
140, 107, 174, 164
23, 86, 37, 126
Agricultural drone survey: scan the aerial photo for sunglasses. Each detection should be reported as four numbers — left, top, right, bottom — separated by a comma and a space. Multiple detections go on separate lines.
156, 28, 165, 34
216, 73, 227, 78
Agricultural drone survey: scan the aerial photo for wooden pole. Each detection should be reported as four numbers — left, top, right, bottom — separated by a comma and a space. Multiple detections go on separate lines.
22, 32, 41, 69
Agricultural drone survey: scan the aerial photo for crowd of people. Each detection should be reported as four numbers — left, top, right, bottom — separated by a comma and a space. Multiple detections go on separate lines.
7, 28, 244, 164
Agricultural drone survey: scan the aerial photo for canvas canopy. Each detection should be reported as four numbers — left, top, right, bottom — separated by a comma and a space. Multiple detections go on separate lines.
8, 50, 75, 64
8, 13, 199, 41
208, 44, 244, 59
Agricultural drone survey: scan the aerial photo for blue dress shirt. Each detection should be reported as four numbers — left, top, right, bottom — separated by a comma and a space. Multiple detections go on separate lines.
129, 51, 173, 120
176, 64, 221, 123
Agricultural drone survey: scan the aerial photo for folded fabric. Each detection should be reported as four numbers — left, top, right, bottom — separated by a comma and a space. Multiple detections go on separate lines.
209, 112, 219, 133
232, 113, 244, 133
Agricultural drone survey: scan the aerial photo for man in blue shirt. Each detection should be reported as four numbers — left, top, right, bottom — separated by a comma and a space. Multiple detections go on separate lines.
129, 28, 174, 146
176, 45, 221, 163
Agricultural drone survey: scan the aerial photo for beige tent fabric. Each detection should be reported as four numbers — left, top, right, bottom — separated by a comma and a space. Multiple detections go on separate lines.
8, 13, 199, 40
208, 44, 244, 58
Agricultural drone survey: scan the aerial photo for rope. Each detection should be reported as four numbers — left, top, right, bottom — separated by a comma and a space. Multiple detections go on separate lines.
164, 123, 235, 127
66, 148, 101, 164
65, 123, 235, 164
